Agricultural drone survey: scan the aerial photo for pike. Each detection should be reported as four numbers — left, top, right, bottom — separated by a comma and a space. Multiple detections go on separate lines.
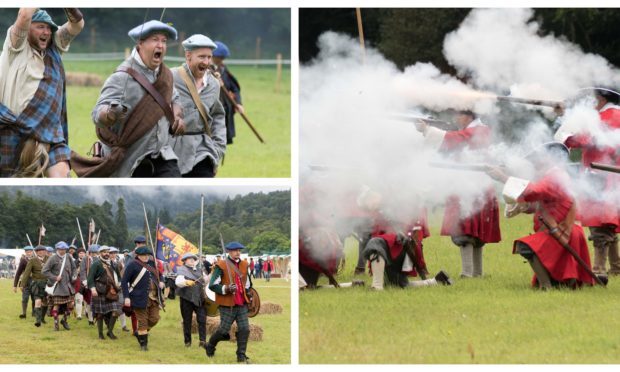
142, 203, 155, 250
26, 234, 34, 248
591, 162, 620, 174
210, 65, 265, 144
496, 96, 564, 110
76, 218, 87, 252
538, 215, 606, 286
199, 194, 204, 271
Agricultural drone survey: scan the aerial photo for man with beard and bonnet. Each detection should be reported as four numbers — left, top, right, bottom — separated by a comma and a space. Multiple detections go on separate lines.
88, 245, 122, 340
554, 88, 620, 277
416, 110, 501, 278
170, 34, 226, 177
486, 142, 595, 289
42, 241, 77, 331
0, 8, 84, 177
72, 20, 185, 177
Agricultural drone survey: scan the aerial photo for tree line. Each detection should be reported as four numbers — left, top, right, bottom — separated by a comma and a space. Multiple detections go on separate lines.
0, 190, 290, 256
300, 8, 620, 70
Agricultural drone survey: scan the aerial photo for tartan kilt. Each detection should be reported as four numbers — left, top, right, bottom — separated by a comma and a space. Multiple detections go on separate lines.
29, 279, 47, 300
91, 295, 122, 315
49, 295, 73, 306
217, 305, 249, 332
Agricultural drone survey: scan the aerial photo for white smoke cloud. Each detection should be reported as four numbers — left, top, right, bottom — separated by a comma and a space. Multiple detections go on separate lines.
300, 10, 620, 269
443, 8, 620, 100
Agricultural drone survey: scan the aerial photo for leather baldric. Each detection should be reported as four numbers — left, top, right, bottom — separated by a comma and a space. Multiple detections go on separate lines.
537, 202, 576, 246
116, 66, 175, 126
177, 66, 212, 137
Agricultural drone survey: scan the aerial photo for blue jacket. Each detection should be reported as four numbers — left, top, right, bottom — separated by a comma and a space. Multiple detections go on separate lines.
121, 259, 163, 309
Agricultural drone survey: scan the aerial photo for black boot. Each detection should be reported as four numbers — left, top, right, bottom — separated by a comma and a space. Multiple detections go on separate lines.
61, 314, 71, 330
20, 302, 27, 318
137, 334, 148, 351
205, 331, 227, 358
107, 316, 118, 340
236, 329, 251, 363
97, 318, 105, 340
41, 306, 47, 324
434, 270, 453, 285
34, 308, 42, 327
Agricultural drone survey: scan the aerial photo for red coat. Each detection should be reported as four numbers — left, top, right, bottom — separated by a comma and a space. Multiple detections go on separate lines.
439, 122, 501, 243
299, 228, 342, 276
564, 104, 620, 227
511, 168, 594, 286
370, 210, 429, 277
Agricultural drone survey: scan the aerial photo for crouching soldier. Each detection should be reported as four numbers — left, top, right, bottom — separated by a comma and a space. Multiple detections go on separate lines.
121, 246, 164, 351
205, 242, 253, 363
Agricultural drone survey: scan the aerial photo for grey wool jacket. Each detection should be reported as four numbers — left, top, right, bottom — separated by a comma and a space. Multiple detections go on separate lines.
42, 253, 76, 297
91, 51, 180, 177
170, 64, 226, 175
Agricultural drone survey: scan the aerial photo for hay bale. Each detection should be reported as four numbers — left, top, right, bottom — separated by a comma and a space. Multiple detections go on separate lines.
205, 316, 263, 341
259, 302, 283, 315
66, 72, 102, 87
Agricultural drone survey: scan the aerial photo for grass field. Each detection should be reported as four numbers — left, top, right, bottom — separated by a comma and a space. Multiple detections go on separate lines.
299, 210, 620, 364
0, 278, 290, 364
63, 60, 291, 178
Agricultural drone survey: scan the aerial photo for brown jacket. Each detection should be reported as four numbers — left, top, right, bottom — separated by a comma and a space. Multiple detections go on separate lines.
213, 258, 249, 307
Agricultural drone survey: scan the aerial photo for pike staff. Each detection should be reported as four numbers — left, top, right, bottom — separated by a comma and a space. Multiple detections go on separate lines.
199, 194, 204, 270
76, 218, 86, 251
142, 203, 156, 250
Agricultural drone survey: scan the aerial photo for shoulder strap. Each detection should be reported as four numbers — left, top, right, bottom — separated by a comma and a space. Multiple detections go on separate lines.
177, 67, 212, 137
129, 267, 147, 293
116, 66, 175, 125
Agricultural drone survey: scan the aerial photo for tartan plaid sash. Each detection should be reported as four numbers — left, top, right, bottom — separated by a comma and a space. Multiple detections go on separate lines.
0, 45, 68, 175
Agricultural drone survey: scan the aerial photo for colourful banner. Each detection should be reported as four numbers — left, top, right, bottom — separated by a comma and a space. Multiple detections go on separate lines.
156, 225, 198, 272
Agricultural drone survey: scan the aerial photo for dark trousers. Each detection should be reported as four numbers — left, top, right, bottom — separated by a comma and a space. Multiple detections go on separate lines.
180, 297, 206, 344
132, 156, 181, 177
182, 157, 215, 178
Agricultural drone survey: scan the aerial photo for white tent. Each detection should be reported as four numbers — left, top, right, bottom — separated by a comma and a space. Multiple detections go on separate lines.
0, 248, 25, 262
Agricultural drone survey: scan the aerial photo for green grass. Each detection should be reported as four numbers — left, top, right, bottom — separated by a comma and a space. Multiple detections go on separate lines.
0, 278, 290, 364
63, 60, 290, 177
300, 210, 620, 364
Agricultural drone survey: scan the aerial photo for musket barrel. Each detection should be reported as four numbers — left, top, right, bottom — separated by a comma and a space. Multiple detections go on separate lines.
591, 162, 620, 174
428, 161, 490, 172
496, 96, 563, 109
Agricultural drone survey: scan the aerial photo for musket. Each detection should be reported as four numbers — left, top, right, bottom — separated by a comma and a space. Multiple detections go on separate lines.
389, 113, 458, 131
537, 215, 606, 286
429, 161, 492, 172
591, 162, 620, 174
210, 65, 265, 144
496, 96, 564, 110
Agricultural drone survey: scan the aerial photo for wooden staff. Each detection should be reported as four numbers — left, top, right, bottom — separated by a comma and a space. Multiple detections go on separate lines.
199, 194, 204, 270
142, 203, 155, 250
219, 77, 265, 144
26, 234, 34, 247
538, 215, 606, 286
355, 8, 366, 63
76, 218, 86, 252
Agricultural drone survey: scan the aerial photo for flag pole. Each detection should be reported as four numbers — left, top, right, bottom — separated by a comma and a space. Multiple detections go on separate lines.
143, 203, 155, 250
199, 194, 204, 270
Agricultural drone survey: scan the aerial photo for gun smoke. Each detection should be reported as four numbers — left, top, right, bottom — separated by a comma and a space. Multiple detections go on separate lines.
300, 9, 620, 267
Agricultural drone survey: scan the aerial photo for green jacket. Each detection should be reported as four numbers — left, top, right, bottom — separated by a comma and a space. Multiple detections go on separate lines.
20, 255, 48, 288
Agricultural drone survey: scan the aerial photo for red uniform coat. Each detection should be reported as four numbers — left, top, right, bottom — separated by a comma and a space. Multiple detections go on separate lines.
509, 168, 594, 286
436, 122, 501, 243
299, 228, 342, 276
564, 104, 620, 227
370, 210, 429, 277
